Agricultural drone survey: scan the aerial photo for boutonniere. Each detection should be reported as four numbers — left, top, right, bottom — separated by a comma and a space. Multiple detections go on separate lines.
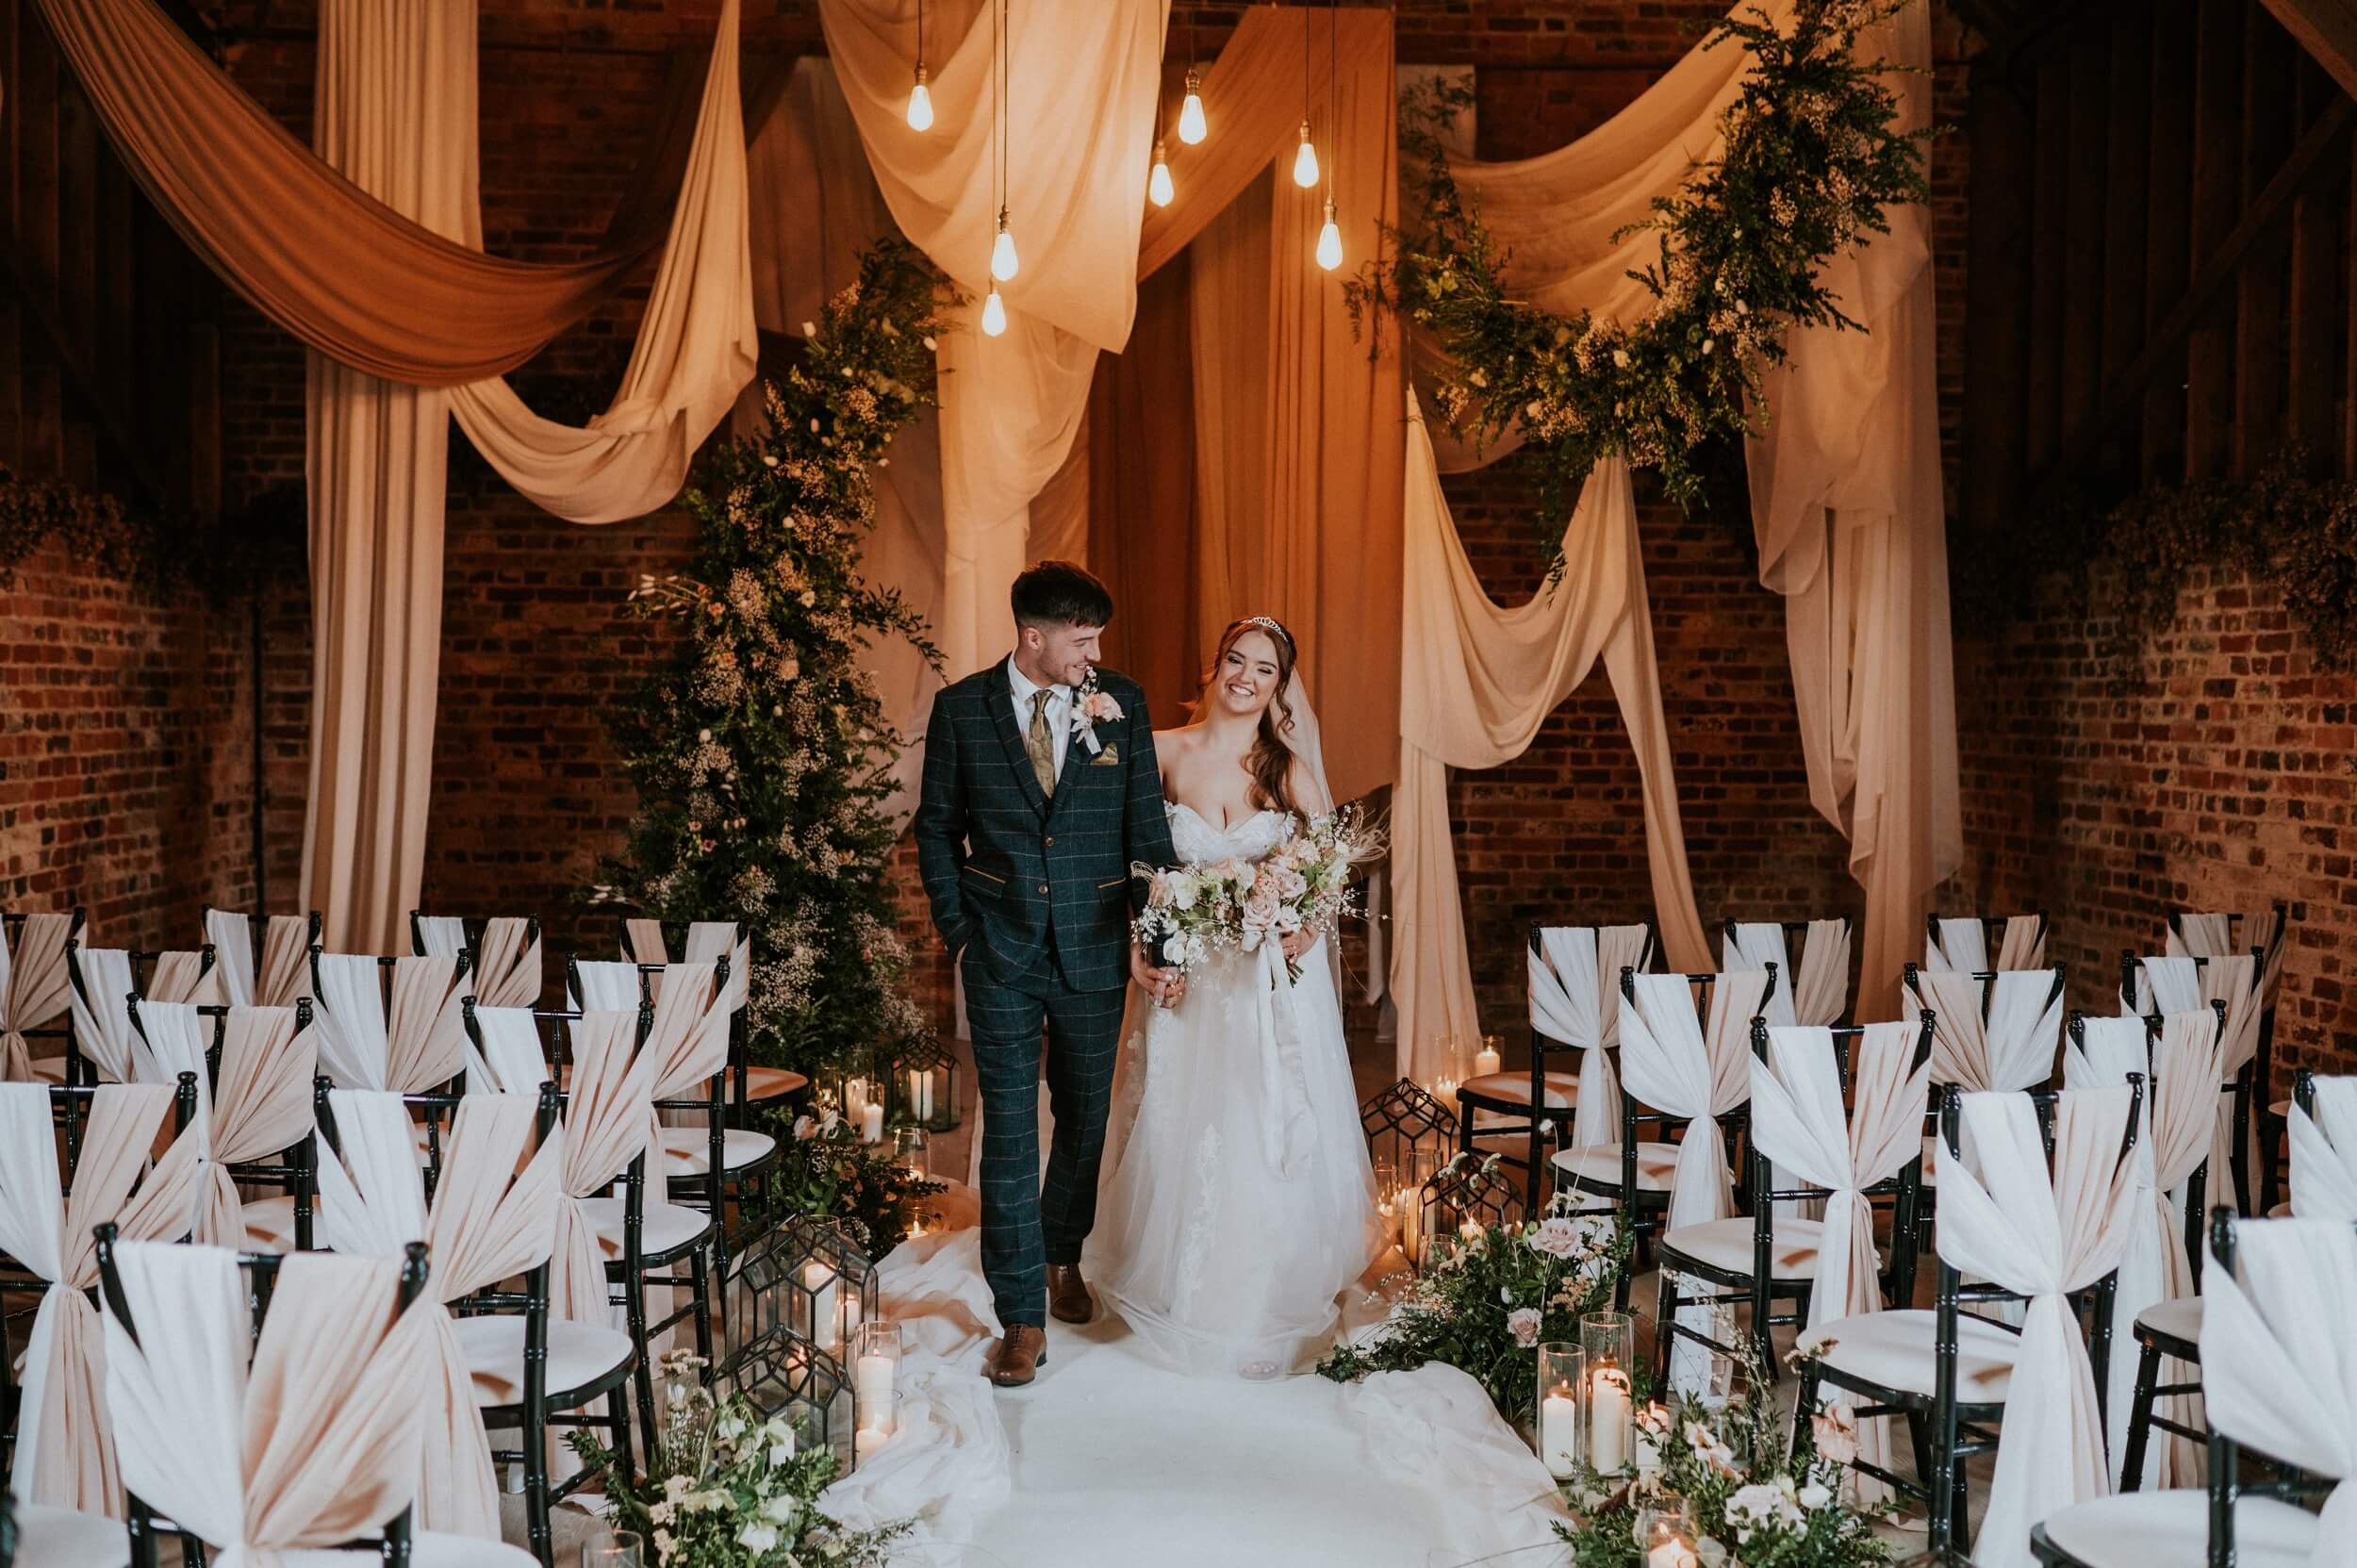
1072, 668, 1123, 755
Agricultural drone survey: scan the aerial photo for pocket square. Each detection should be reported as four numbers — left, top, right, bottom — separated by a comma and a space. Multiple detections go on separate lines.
1091, 743, 1122, 766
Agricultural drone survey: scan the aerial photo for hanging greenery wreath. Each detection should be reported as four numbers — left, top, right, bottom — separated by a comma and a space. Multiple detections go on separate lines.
1349, 0, 1934, 576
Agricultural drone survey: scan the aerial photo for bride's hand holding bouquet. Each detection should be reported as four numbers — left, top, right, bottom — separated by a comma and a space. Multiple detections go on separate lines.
1131, 803, 1382, 987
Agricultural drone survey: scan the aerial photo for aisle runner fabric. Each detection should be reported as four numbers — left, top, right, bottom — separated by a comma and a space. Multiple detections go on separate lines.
832, 1186, 1569, 1566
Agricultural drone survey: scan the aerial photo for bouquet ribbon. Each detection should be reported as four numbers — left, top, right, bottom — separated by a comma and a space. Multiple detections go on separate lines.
1252, 938, 1319, 1180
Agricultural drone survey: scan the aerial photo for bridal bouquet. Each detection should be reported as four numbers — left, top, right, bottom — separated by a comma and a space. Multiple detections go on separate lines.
1130, 804, 1383, 982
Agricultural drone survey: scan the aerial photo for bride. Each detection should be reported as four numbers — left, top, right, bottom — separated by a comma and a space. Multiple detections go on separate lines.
1089, 616, 1386, 1378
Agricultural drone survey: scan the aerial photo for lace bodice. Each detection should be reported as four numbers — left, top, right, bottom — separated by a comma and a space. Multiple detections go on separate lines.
1165, 801, 1290, 867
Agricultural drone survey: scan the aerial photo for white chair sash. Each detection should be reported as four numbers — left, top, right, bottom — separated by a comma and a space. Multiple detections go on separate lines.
2289, 1076, 2357, 1220
552, 1009, 659, 1328
1934, 1088, 2140, 1568
1909, 968, 2060, 1092
2168, 908, 2286, 1010
682, 921, 750, 1013
573, 960, 729, 1158
314, 1090, 562, 1537
100, 1241, 438, 1566
2199, 1217, 2357, 1562
1619, 971, 1767, 1230
2119, 954, 2200, 1017
204, 911, 313, 1009
1527, 925, 1646, 1147
462, 1003, 552, 1095
1726, 920, 1851, 1029
147, 949, 223, 1006
2064, 1010, 2221, 1487
417, 916, 543, 1009
312, 953, 467, 1092
67, 947, 140, 1081
0, 1081, 204, 1513
1, 912, 75, 1081
1924, 915, 2045, 973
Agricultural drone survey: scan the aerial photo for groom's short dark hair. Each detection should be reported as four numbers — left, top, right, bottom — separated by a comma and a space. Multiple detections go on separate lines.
1011, 560, 1113, 629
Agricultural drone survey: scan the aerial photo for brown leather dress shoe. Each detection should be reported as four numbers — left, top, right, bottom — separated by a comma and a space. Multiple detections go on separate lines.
984, 1324, 1048, 1388
1047, 1263, 1096, 1325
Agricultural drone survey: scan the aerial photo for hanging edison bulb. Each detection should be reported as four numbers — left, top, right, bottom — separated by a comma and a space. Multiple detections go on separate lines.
906, 64, 934, 131
1315, 195, 1343, 272
989, 208, 1020, 283
1147, 140, 1175, 207
981, 285, 1009, 337
1292, 121, 1320, 189
1178, 68, 1208, 144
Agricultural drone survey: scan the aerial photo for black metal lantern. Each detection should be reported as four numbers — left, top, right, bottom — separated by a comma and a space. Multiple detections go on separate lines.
1422, 1151, 1525, 1237
887, 1032, 961, 1132
718, 1323, 859, 1475
727, 1214, 881, 1365
1360, 1077, 1459, 1173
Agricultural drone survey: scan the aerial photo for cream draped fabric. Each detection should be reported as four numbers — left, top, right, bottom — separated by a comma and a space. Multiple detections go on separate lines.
204, 911, 314, 1009
129, 1002, 319, 1249
1725, 919, 1852, 1029
1402, 0, 1955, 1024
2063, 1011, 2222, 1488
1618, 972, 1770, 1230
315, 1090, 563, 1537
0, 912, 75, 1082
2123, 953, 2263, 1212
1906, 967, 2061, 1092
821, 0, 1165, 682
70, 947, 220, 1083
1393, 410, 1710, 1082
311, 953, 469, 1093
0, 1082, 203, 1514
2168, 908, 2287, 1010
99, 1242, 441, 1567
624, 918, 752, 1015
461, 1005, 552, 1097
2198, 1218, 2357, 1557
1924, 914, 2047, 973
2289, 1077, 2357, 1218
1934, 1088, 2139, 1568
1526, 925, 1650, 1147
414, 916, 544, 1009
552, 1010, 659, 1328
572, 958, 730, 1169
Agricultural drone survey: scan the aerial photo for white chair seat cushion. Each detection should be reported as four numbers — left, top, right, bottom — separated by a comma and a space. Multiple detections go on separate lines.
2037, 1490, 2316, 1568
741, 1065, 807, 1103
1458, 1070, 1581, 1110
1808, 1308, 2019, 1401
17, 1503, 128, 1568
1660, 1216, 1822, 1280
1551, 1142, 1680, 1192
415, 1529, 546, 1568
661, 1126, 777, 1176
2134, 1294, 2203, 1345
580, 1196, 713, 1259
453, 1314, 635, 1406
241, 1194, 298, 1252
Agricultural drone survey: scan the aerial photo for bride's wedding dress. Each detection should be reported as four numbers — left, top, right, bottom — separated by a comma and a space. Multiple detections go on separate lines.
1089, 801, 1386, 1378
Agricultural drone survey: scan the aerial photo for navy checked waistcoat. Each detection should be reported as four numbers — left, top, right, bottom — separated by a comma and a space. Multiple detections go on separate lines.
912, 660, 1179, 994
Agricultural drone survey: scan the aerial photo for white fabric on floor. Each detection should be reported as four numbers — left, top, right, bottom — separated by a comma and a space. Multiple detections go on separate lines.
828, 1183, 1571, 1567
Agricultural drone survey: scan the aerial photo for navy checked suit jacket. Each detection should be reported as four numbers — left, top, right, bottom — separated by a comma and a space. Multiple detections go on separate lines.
912, 660, 1179, 994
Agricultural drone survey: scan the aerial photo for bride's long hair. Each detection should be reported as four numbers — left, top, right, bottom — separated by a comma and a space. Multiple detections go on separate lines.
1190, 617, 1302, 816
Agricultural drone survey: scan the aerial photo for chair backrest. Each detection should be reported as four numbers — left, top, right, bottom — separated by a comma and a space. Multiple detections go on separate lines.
93, 1231, 435, 1561
1923, 911, 2047, 974
2288, 1069, 2357, 1221
458, 999, 557, 1096
1618, 967, 1774, 1229
309, 948, 472, 1093
1722, 917, 1853, 1028
0, 908, 84, 1080
549, 1005, 658, 1329
125, 999, 320, 1251
623, 917, 750, 1015
68, 942, 223, 1084
201, 908, 320, 1009
1903, 962, 2064, 1093
2169, 902, 2288, 1011
411, 912, 543, 1010
1528, 927, 1651, 1148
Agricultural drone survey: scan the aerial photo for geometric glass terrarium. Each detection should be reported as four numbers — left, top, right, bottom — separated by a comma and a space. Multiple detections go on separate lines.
886, 1031, 961, 1132
717, 1323, 859, 1477
1421, 1149, 1526, 1237
725, 1214, 880, 1363
1360, 1077, 1459, 1174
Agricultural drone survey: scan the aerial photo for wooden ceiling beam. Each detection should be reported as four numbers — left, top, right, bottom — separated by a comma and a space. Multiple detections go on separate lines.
2260, 0, 2357, 100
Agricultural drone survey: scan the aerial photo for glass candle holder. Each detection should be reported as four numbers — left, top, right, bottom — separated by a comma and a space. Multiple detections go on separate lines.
853, 1321, 902, 1416
1474, 1033, 1504, 1080
1536, 1343, 1584, 1478
853, 1391, 904, 1462
582, 1530, 643, 1568
1372, 1157, 1400, 1249
1636, 1495, 1699, 1568
1400, 1147, 1441, 1270
893, 1124, 931, 1180
1581, 1311, 1637, 1474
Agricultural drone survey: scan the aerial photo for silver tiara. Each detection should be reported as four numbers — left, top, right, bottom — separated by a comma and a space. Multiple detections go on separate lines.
1242, 615, 1293, 650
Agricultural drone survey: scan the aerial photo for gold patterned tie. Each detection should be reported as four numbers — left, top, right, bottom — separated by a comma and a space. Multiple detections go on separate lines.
1025, 687, 1058, 794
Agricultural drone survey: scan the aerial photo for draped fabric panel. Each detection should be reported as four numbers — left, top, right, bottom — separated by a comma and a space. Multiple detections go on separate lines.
1907, 968, 2061, 1093
1525, 925, 1650, 1148
1924, 914, 2046, 974
1393, 410, 1709, 1082
1182, 169, 1274, 685
1725, 918, 1852, 1029
204, 911, 315, 1010
0, 912, 74, 1082
2290, 1077, 2357, 1218
29, 0, 696, 386
821, 0, 1167, 684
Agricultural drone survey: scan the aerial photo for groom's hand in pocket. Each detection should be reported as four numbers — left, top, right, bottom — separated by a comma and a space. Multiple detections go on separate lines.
1130, 941, 1185, 1007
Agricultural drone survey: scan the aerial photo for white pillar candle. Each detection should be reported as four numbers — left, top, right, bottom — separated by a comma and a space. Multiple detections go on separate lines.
1648, 1541, 1699, 1568
1636, 1403, 1667, 1474
860, 1101, 885, 1145
846, 1078, 867, 1116
803, 1263, 839, 1352
1541, 1391, 1580, 1477
853, 1423, 889, 1461
1399, 1192, 1425, 1265
1590, 1366, 1631, 1471
855, 1352, 896, 1411
909, 1067, 935, 1123
1474, 1046, 1502, 1079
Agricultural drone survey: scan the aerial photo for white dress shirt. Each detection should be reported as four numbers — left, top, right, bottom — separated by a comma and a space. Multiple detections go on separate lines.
1007, 656, 1073, 780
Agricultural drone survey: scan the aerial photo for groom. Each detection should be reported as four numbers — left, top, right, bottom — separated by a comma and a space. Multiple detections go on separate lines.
913, 560, 1183, 1387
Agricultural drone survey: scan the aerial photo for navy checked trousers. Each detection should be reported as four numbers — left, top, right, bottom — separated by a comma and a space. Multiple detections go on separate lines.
962, 944, 1128, 1331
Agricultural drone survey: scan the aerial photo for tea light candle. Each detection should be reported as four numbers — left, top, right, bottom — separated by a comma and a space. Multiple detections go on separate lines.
1434, 1075, 1459, 1101
1648, 1537, 1699, 1568
860, 1100, 885, 1144
1474, 1043, 1502, 1079
1590, 1365, 1632, 1471
1541, 1386, 1580, 1477
854, 1423, 890, 1461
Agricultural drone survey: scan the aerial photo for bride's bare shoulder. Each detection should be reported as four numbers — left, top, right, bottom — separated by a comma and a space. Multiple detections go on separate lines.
1154, 724, 1201, 753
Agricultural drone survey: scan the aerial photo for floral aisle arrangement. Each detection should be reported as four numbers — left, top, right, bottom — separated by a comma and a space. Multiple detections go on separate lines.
1131, 803, 1383, 980
1557, 1376, 1891, 1568
599, 238, 948, 1083
573, 1351, 911, 1568
1350, 0, 1934, 576
762, 1103, 945, 1260
1317, 1185, 1629, 1425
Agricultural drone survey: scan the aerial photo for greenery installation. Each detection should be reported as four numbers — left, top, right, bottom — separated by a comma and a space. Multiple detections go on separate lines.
600, 238, 947, 1084
1350, 0, 1933, 577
